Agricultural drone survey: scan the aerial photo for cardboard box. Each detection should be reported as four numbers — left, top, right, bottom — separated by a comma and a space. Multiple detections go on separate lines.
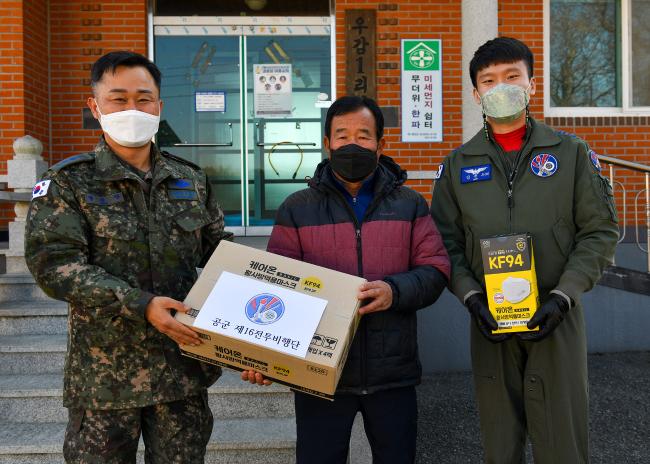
175, 241, 366, 399
480, 233, 540, 334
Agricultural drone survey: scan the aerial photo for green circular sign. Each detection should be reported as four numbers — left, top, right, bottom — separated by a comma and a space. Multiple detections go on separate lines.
409, 48, 435, 69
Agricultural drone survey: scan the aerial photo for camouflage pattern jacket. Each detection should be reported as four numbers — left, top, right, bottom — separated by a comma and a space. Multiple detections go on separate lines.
25, 138, 228, 410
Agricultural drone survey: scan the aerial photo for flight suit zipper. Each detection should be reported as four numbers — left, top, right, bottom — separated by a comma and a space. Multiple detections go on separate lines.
490, 126, 532, 233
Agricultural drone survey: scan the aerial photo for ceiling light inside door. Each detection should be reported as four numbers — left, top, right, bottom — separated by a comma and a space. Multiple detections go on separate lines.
245, 0, 267, 10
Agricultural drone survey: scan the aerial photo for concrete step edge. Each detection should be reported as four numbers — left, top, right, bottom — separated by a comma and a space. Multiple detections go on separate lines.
0, 300, 68, 317
0, 371, 291, 398
0, 418, 296, 454
0, 335, 66, 353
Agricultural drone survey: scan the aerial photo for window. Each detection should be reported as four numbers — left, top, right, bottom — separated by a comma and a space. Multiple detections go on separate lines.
631, 0, 650, 106
545, 0, 650, 115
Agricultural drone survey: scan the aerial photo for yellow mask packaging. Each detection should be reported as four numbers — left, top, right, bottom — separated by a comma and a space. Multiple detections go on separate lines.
480, 233, 540, 333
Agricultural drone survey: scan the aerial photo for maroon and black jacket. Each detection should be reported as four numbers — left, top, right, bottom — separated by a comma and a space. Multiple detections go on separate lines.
268, 155, 451, 395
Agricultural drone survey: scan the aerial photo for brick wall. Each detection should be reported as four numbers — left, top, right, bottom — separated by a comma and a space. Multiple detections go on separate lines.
0, 1, 50, 227
0, 2, 24, 169
335, 0, 463, 199
49, 0, 147, 164
499, 0, 649, 230
23, 0, 50, 156
0, 0, 146, 231
0, 2, 26, 227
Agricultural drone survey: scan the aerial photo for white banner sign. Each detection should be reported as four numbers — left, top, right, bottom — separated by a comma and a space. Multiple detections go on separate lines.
193, 271, 327, 358
401, 39, 443, 142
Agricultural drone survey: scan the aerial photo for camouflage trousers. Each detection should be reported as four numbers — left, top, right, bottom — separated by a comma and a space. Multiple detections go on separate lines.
63, 392, 213, 464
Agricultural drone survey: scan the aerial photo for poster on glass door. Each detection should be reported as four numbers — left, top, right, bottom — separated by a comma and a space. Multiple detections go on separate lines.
254, 64, 293, 118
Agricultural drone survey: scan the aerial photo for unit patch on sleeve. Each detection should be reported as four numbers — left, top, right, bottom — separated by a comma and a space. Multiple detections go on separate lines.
589, 150, 602, 172
460, 164, 492, 184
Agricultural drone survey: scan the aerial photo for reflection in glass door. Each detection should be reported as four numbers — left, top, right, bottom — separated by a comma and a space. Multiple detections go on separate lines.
154, 20, 332, 234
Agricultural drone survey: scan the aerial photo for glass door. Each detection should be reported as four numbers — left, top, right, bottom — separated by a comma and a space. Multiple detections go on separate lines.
245, 34, 331, 227
154, 19, 332, 235
155, 33, 243, 226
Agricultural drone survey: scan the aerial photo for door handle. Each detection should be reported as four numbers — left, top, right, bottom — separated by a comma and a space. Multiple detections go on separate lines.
173, 123, 233, 148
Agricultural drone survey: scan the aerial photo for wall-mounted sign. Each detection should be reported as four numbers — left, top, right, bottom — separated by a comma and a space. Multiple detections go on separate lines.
401, 39, 443, 142
254, 63, 293, 118
345, 9, 376, 99
195, 91, 226, 112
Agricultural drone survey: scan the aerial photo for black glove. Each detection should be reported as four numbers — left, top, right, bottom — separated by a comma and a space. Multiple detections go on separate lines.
466, 293, 510, 343
518, 293, 570, 342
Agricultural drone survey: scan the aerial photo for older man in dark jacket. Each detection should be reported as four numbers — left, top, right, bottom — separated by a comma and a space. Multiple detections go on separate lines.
243, 96, 450, 464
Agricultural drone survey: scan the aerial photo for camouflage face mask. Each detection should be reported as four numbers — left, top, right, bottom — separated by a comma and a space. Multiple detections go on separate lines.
480, 83, 530, 123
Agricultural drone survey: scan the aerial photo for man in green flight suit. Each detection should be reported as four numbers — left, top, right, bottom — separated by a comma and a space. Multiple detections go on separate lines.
25, 51, 230, 463
430, 37, 619, 463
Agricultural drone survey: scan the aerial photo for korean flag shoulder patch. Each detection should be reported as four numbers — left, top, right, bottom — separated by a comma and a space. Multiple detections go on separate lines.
31, 180, 51, 200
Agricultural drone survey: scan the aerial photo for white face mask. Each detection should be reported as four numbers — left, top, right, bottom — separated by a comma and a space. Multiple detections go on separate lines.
95, 101, 160, 148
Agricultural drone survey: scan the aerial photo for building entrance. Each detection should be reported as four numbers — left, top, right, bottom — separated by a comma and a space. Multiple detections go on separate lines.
154, 17, 333, 235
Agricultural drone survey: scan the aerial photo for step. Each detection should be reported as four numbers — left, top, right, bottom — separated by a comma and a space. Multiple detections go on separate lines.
0, 371, 294, 422
0, 418, 296, 464
0, 274, 50, 302
0, 335, 66, 374
0, 300, 68, 336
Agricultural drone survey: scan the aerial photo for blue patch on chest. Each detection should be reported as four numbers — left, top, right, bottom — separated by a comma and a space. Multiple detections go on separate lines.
167, 178, 194, 190
85, 192, 124, 205
168, 189, 198, 201
460, 164, 492, 184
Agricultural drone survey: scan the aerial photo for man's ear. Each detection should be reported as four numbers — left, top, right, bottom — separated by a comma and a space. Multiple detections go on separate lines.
472, 87, 482, 106
528, 77, 537, 97
323, 136, 331, 159
377, 137, 386, 156
87, 97, 100, 120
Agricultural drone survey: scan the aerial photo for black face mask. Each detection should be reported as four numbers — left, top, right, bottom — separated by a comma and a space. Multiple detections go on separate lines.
329, 144, 378, 183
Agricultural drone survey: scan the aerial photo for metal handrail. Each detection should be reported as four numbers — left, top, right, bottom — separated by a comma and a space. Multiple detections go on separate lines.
598, 155, 650, 272
598, 155, 650, 173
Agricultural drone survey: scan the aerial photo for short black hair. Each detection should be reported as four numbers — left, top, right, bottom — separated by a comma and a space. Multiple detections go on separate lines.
324, 96, 384, 140
90, 51, 162, 93
469, 37, 534, 88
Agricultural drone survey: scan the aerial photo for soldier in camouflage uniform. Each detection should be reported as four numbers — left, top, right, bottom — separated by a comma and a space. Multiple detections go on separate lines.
25, 51, 229, 463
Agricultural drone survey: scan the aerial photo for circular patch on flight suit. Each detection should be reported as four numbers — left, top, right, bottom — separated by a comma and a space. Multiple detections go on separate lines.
530, 153, 558, 178
588, 150, 602, 171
